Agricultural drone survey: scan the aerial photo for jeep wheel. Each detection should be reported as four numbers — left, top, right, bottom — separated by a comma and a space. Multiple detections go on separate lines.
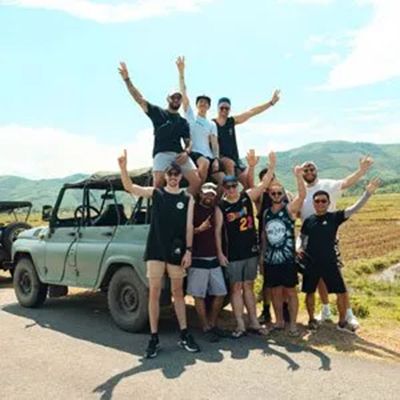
107, 266, 148, 332
13, 257, 47, 307
2, 222, 32, 253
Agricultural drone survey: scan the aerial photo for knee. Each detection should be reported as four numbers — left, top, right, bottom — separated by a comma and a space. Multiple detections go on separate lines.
222, 158, 235, 173
149, 286, 161, 300
198, 158, 210, 172
171, 286, 184, 299
231, 283, 243, 294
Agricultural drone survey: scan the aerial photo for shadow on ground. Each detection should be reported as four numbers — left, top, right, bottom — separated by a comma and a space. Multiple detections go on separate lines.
2, 289, 400, 400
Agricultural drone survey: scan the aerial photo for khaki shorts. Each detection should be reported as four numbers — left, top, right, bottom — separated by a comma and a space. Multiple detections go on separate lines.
146, 260, 187, 279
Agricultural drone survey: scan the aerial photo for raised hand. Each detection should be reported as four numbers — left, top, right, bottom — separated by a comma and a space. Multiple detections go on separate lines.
118, 149, 128, 170
359, 155, 374, 172
366, 177, 381, 194
271, 89, 281, 105
294, 165, 303, 177
268, 151, 277, 169
176, 56, 185, 73
118, 62, 129, 80
246, 149, 259, 168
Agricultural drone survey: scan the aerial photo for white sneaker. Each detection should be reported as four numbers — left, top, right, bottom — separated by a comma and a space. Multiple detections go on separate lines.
316, 307, 332, 322
346, 314, 360, 330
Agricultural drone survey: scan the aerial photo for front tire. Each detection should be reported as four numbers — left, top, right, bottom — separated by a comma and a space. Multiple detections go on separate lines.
13, 257, 47, 307
107, 266, 148, 332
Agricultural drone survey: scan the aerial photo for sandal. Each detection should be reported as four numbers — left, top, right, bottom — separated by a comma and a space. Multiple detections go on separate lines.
288, 329, 300, 337
231, 330, 247, 339
247, 326, 269, 336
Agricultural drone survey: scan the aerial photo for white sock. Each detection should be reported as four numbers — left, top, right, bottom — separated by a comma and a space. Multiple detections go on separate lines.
346, 308, 354, 319
322, 304, 331, 313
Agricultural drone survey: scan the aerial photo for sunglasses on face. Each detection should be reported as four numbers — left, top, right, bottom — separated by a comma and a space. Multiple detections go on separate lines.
170, 95, 182, 101
303, 168, 316, 173
219, 106, 230, 111
314, 198, 328, 204
167, 171, 181, 177
224, 183, 238, 189
270, 191, 283, 196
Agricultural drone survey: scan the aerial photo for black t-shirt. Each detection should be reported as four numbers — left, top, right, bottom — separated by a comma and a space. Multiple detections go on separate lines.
146, 102, 190, 157
213, 117, 240, 161
144, 188, 189, 264
220, 192, 259, 261
301, 211, 347, 264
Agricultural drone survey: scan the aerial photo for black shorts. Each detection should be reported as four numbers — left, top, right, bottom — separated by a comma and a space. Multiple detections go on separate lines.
264, 263, 298, 288
302, 262, 347, 294
189, 152, 223, 176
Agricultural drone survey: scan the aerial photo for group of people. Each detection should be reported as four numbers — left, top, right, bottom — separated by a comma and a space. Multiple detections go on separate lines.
117, 57, 379, 359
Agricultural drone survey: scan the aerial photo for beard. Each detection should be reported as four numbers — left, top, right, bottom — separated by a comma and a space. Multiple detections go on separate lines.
303, 174, 317, 184
169, 102, 181, 111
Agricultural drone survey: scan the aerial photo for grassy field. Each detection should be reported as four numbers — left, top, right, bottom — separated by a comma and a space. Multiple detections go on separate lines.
1, 193, 400, 360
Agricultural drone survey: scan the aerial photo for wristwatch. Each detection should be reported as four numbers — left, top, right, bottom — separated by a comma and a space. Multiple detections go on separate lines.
186, 246, 193, 252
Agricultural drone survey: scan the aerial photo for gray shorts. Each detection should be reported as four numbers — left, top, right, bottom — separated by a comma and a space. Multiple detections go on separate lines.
227, 256, 258, 284
186, 265, 227, 298
153, 151, 196, 172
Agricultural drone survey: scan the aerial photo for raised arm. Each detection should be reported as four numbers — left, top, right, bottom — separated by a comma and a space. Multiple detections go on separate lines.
245, 149, 260, 189
215, 207, 229, 267
287, 166, 306, 216
247, 151, 276, 202
118, 150, 154, 198
341, 155, 374, 190
181, 195, 194, 268
176, 56, 190, 112
233, 90, 280, 125
118, 62, 148, 113
344, 177, 380, 219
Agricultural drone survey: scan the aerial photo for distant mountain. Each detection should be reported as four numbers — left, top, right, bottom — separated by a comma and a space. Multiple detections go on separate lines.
0, 141, 399, 211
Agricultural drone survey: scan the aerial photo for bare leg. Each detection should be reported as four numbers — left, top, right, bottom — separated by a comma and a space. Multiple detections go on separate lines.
306, 293, 315, 321
194, 297, 210, 331
238, 169, 249, 190
284, 287, 299, 331
170, 278, 187, 330
337, 293, 347, 325
183, 169, 201, 195
318, 279, 330, 305
230, 282, 245, 331
148, 277, 162, 333
243, 280, 260, 328
153, 171, 165, 188
271, 286, 284, 327
221, 157, 235, 176
209, 296, 225, 327
196, 157, 210, 184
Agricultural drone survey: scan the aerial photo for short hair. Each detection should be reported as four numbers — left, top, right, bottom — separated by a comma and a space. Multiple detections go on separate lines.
196, 95, 211, 106
258, 167, 276, 181
313, 190, 330, 201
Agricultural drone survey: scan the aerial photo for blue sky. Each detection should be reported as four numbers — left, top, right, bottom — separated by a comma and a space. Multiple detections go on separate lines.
0, 0, 399, 178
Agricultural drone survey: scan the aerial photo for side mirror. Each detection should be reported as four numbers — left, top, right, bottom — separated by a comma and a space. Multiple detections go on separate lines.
42, 205, 53, 222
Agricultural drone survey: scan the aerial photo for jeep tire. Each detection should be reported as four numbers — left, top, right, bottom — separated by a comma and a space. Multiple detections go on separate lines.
107, 266, 148, 332
2, 222, 32, 254
14, 257, 48, 307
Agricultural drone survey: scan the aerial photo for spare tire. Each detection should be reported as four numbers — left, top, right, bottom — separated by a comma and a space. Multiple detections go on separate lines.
1, 222, 32, 253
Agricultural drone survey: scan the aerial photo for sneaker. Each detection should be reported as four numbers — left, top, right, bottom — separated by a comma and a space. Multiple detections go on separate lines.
308, 319, 319, 331
316, 306, 332, 322
145, 337, 160, 359
283, 302, 290, 323
337, 321, 357, 334
178, 333, 201, 353
204, 329, 219, 343
258, 308, 272, 325
346, 314, 360, 330
211, 326, 231, 338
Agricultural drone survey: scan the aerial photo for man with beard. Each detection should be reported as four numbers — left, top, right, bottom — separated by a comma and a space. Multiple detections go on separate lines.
118, 150, 200, 359
300, 156, 374, 330
118, 62, 201, 194
186, 182, 228, 342
260, 166, 306, 336
213, 91, 280, 188
299, 178, 380, 333
219, 151, 276, 338
176, 57, 223, 185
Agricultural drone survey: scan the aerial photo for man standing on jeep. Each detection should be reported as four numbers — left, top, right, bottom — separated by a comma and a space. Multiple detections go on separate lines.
118, 62, 201, 194
118, 149, 200, 359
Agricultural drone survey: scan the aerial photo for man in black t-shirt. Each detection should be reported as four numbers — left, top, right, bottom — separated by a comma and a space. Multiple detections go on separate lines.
299, 178, 380, 334
118, 150, 200, 359
118, 62, 201, 194
213, 91, 280, 188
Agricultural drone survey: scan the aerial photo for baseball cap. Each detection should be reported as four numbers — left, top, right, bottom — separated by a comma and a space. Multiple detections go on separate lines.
165, 161, 182, 174
201, 182, 217, 196
218, 97, 231, 107
168, 88, 182, 97
222, 175, 238, 186
301, 161, 318, 170
196, 95, 211, 105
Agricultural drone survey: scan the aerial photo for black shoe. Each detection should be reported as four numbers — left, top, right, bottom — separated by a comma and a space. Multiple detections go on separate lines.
283, 302, 290, 323
211, 326, 231, 338
258, 308, 272, 325
204, 329, 220, 343
145, 337, 160, 359
178, 333, 201, 353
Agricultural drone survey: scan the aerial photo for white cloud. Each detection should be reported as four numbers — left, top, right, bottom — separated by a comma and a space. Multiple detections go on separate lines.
278, 0, 334, 4
0, 0, 213, 23
320, 0, 400, 89
312, 52, 341, 65
0, 124, 153, 178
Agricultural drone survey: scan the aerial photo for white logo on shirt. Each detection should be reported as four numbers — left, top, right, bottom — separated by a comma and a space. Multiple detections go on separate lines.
176, 202, 185, 210
266, 220, 286, 246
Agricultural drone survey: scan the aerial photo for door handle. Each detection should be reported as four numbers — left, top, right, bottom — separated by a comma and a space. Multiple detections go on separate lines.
68, 232, 76, 237
102, 231, 113, 237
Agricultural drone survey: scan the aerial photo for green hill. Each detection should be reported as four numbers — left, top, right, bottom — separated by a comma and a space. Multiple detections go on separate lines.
0, 141, 398, 210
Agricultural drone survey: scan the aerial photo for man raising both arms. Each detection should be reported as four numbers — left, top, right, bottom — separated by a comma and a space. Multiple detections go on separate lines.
118, 62, 201, 194
213, 90, 280, 188
118, 150, 200, 359
176, 56, 222, 184
299, 155, 374, 330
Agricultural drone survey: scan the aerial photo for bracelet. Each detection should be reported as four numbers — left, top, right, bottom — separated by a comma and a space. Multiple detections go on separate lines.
186, 246, 193, 252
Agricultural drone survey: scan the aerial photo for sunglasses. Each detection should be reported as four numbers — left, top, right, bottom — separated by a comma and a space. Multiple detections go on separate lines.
170, 95, 182, 101
314, 198, 328, 204
167, 171, 181, 177
224, 183, 238, 189
270, 191, 283, 196
219, 106, 230, 111
303, 168, 316, 173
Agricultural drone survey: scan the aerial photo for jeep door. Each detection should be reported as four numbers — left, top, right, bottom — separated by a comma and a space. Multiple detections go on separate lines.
44, 187, 83, 284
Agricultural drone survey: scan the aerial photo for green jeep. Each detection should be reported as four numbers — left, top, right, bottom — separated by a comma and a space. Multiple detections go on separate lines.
11, 169, 171, 332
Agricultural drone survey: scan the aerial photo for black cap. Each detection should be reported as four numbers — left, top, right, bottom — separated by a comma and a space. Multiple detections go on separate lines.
218, 97, 231, 106
196, 95, 211, 105
165, 162, 182, 174
222, 175, 238, 186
